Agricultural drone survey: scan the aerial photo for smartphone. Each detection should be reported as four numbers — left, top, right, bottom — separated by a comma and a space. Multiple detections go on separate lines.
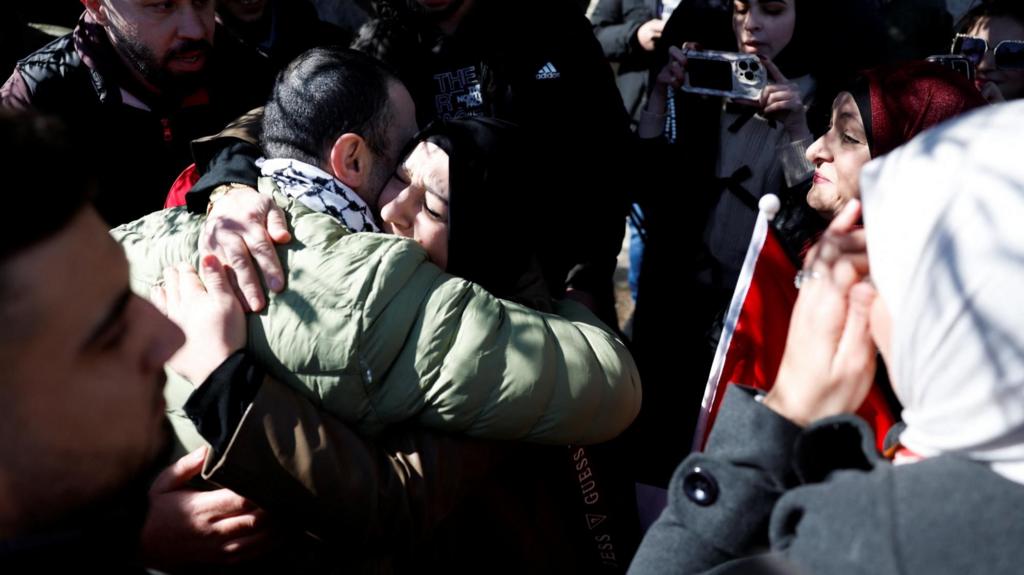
681, 50, 767, 100
926, 55, 976, 83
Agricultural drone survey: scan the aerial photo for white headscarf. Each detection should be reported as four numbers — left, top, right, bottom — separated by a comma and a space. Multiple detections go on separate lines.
860, 101, 1024, 484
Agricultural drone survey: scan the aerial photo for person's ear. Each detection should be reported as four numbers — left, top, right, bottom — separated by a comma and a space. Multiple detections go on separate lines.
82, 0, 109, 25
329, 133, 371, 189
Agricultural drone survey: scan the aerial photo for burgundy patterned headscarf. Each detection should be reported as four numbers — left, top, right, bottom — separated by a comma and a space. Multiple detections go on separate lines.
852, 61, 988, 158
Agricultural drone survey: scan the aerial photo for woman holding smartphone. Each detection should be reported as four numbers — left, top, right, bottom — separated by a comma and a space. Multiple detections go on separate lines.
625, 0, 881, 486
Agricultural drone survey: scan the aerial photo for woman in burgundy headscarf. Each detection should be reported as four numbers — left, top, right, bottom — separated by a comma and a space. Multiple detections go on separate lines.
806, 61, 987, 220
694, 62, 988, 456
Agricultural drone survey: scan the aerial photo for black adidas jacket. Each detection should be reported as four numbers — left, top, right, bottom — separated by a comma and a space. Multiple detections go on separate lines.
357, 0, 634, 320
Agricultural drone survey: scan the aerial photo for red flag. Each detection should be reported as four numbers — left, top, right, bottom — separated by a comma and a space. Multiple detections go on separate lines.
692, 195, 896, 452
164, 163, 199, 209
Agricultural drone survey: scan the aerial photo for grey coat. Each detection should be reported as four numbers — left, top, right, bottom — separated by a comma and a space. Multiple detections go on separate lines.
590, 0, 660, 129
629, 386, 1024, 574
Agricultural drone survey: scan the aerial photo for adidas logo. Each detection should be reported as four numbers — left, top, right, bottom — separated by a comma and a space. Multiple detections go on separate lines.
536, 62, 560, 80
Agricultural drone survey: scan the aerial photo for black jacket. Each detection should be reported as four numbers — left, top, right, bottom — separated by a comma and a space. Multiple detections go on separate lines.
356, 0, 633, 318
0, 14, 275, 226
217, 0, 352, 72
629, 386, 1024, 574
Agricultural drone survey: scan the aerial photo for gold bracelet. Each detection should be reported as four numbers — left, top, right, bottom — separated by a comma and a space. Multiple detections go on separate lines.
206, 183, 250, 216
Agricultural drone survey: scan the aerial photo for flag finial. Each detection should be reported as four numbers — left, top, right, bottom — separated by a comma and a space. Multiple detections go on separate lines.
758, 194, 781, 221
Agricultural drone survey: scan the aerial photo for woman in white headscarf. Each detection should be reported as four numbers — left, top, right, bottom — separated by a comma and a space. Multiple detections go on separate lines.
629, 101, 1024, 574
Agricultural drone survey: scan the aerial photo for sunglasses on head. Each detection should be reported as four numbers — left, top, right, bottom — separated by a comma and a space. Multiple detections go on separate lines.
951, 34, 1024, 70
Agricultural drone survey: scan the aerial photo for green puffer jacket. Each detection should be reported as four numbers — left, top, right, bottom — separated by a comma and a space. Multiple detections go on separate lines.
113, 181, 641, 445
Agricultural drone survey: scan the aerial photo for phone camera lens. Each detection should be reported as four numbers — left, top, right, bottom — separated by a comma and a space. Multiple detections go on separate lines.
744, 71, 755, 81
750, 62, 760, 72
738, 61, 749, 70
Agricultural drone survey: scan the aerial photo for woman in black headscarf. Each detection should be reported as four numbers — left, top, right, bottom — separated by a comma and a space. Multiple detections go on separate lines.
378, 116, 647, 570
379, 116, 554, 311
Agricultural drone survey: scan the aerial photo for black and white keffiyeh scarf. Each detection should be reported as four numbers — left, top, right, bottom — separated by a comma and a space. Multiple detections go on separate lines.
259, 158, 380, 233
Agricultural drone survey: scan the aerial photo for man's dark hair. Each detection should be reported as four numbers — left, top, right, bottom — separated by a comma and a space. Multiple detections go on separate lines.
957, 0, 1024, 33
0, 110, 92, 263
262, 47, 397, 166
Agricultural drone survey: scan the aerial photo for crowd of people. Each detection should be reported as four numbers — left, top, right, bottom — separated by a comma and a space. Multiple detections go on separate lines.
1, 0, 1022, 573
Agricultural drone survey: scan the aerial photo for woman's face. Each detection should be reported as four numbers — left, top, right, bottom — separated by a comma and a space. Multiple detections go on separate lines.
732, 0, 796, 61
379, 141, 451, 269
967, 15, 1024, 101
805, 92, 872, 219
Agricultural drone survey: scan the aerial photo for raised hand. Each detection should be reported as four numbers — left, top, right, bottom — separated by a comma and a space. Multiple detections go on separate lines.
763, 199, 878, 426
201, 185, 291, 312
758, 56, 812, 141
151, 256, 247, 385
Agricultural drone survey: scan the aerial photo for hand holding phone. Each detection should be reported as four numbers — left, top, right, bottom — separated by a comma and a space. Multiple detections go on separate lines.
656, 44, 697, 90
925, 55, 977, 83
680, 49, 766, 100
758, 56, 812, 141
